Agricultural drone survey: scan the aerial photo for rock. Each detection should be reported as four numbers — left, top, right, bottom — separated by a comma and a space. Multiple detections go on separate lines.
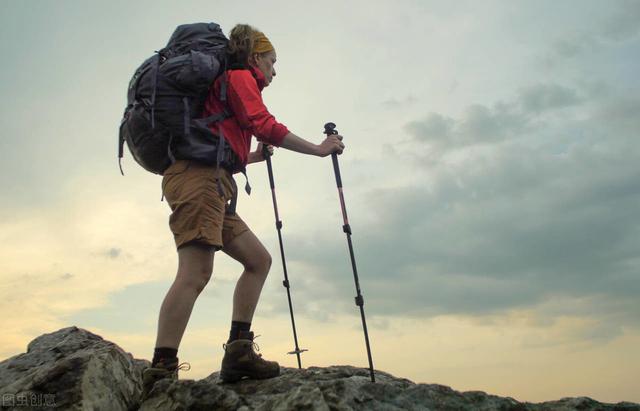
0, 326, 145, 411
0, 327, 638, 411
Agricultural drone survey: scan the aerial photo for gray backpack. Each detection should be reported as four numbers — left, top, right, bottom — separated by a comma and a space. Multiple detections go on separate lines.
118, 22, 233, 175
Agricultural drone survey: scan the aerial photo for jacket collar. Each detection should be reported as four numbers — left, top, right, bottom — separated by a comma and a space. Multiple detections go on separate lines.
249, 65, 266, 90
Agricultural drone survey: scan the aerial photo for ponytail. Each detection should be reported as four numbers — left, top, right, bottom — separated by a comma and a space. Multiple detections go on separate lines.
227, 24, 258, 68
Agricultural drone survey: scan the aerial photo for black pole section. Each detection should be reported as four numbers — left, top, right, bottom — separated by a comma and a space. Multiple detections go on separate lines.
262, 144, 307, 368
323, 123, 375, 383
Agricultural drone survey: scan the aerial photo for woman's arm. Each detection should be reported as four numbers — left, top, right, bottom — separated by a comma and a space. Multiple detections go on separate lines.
279, 132, 344, 157
248, 132, 344, 164
225, 71, 344, 157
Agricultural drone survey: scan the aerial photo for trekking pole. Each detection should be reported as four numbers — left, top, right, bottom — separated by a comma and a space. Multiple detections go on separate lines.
262, 144, 307, 368
323, 122, 375, 383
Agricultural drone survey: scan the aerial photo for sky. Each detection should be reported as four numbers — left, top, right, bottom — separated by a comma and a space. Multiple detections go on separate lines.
1, 0, 639, 404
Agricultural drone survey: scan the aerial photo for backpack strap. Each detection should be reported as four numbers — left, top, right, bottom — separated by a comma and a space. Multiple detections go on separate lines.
118, 109, 128, 176
241, 169, 251, 195
167, 133, 176, 164
220, 71, 228, 103
218, 69, 251, 196
150, 53, 161, 128
224, 167, 250, 215
182, 97, 191, 136
227, 175, 238, 215
215, 125, 241, 216
216, 125, 226, 171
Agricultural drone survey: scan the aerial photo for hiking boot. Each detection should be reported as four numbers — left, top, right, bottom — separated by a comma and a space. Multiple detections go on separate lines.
141, 357, 191, 398
219, 331, 280, 383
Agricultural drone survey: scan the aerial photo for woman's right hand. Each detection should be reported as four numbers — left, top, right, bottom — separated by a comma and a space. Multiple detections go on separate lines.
316, 134, 345, 157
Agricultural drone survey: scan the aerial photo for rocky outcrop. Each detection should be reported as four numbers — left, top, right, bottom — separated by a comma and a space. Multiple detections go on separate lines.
0, 327, 146, 410
0, 327, 638, 410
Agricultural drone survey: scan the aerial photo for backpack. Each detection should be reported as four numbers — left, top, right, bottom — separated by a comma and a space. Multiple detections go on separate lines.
118, 22, 232, 175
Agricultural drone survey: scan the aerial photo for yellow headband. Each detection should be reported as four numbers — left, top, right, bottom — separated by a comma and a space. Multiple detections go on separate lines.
252, 31, 274, 54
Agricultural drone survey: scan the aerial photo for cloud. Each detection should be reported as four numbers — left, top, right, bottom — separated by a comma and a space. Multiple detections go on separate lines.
104, 248, 122, 259
601, 0, 640, 41
405, 112, 454, 142
389, 92, 639, 322
548, 33, 599, 63
542, 1, 640, 66
405, 102, 529, 151
381, 95, 419, 109
517, 83, 583, 114
404, 82, 586, 157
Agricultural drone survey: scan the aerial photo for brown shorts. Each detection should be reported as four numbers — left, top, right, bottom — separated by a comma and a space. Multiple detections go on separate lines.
161, 160, 250, 251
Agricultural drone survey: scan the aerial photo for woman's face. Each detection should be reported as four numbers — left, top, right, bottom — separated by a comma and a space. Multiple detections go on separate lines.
252, 50, 277, 87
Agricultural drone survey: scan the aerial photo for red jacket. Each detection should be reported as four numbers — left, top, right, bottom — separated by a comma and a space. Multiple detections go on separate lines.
202, 66, 289, 168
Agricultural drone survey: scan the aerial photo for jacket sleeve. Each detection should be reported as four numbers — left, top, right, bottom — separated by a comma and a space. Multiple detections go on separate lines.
225, 71, 289, 147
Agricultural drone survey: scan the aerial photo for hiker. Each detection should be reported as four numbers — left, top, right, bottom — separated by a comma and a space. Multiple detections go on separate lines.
142, 24, 345, 395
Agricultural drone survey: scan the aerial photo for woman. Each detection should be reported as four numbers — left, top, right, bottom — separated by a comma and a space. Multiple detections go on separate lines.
142, 24, 345, 395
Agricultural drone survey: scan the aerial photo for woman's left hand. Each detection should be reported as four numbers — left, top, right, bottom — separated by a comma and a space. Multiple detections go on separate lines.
255, 143, 274, 161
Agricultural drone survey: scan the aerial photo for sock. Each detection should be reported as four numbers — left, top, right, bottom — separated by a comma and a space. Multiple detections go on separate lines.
228, 321, 251, 343
152, 347, 178, 367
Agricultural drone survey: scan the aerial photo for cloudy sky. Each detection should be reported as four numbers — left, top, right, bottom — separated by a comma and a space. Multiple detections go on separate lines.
1, 0, 639, 403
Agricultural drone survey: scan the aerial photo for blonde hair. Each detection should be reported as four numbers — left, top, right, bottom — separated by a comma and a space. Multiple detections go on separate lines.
227, 24, 274, 67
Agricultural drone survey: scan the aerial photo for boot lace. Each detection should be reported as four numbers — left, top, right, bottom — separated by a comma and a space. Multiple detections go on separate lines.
171, 362, 191, 378
177, 362, 191, 372
249, 335, 262, 359
222, 335, 264, 360
248, 338, 262, 360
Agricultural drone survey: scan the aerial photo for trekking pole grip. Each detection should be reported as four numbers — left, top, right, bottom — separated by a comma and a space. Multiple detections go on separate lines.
323, 122, 343, 188
261, 143, 272, 159
262, 144, 276, 190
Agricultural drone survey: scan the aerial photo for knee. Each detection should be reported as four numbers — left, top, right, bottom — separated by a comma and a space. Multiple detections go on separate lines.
177, 265, 212, 293
244, 251, 272, 274
194, 266, 213, 293
176, 243, 215, 293
264, 253, 273, 272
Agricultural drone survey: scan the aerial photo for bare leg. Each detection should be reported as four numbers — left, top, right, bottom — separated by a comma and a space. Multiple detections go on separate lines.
223, 230, 272, 323
155, 243, 216, 348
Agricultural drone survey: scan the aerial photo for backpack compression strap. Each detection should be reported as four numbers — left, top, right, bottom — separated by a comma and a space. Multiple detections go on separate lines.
150, 53, 161, 128
218, 71, 252, 197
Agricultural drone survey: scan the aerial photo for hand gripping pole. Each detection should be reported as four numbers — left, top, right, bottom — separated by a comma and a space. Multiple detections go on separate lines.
262, 145, 307, 368
323, 123, 375, 383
